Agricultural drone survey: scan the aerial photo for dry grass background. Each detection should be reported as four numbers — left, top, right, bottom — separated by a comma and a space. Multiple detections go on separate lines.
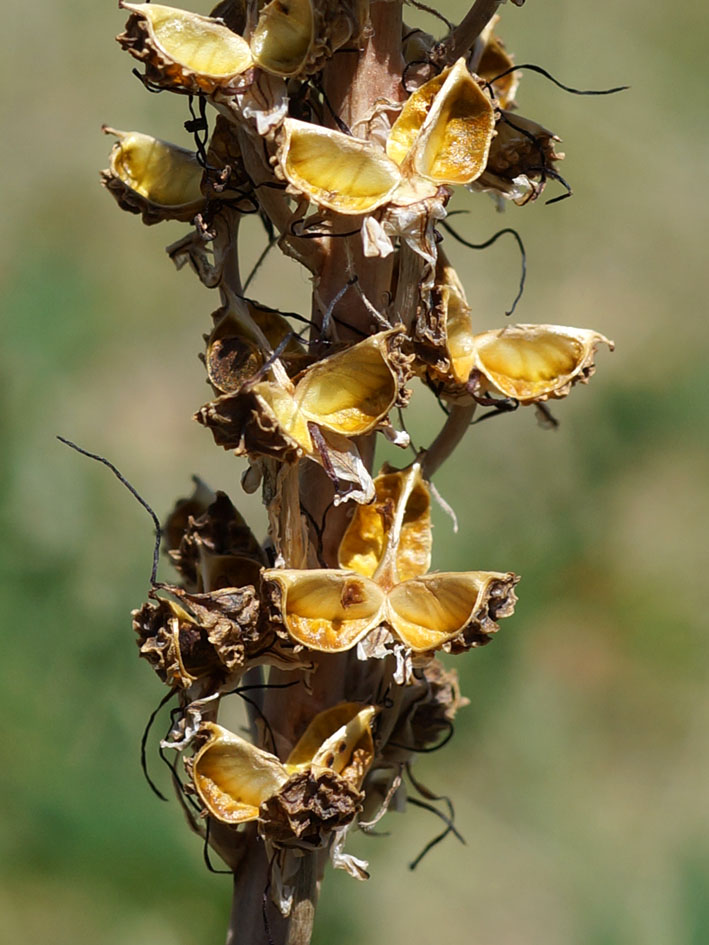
2, 1, 708, 943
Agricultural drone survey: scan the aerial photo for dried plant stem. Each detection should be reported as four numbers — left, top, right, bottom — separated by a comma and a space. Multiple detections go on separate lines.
422, 404, 477, 479
223, 5, 405, 943
434, 0, 520, 67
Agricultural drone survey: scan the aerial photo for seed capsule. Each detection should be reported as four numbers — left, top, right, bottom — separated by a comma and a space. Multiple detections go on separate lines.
101, 128, 204, 224
117, 2, 253, 93
468, 324, 614, 403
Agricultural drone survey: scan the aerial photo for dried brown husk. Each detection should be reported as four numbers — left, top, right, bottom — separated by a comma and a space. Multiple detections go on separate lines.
338, 464, 431, 588
385, 570, 519, 652
163, 477, 216, 555
260, 769, 363, 847
117, 2, 253, 93
192, 723, 289, 823
168, 490, 267, 592
101, 128, 205, 225
264, 569, 386, 652
133, 582, 263, 687
475, 111, 563, 204
467, 324, 614, 404
279, 118, 402, 214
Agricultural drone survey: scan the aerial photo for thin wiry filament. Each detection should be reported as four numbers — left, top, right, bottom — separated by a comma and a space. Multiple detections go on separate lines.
56, 436, 162, 585
440, 218, 527, 316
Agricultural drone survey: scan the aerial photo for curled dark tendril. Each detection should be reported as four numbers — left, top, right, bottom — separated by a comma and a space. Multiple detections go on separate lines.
57, 436, 162, 585
389, 718, 455, 754
486, 62, 629, 97
440, 218, 527, 316
186, 94, 210, 168
204, 818, 233, 875
140, 689, 177, 801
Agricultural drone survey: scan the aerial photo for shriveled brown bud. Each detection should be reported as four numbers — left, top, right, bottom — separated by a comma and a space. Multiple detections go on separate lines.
260, 770, 363, 848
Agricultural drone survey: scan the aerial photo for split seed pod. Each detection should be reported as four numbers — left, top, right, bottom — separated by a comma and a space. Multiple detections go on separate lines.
249, 0, 314, 76
338, 464, 431, 589
265, 569, 386, 652
387, 58, 496, 186
385, 570, 518, 652
476, 24, 519, 110
117, 2, 253, 93
279, 118, 402, 214
468, 324, 614, 404
191, 704, 377, 823
101, 128, 204, 224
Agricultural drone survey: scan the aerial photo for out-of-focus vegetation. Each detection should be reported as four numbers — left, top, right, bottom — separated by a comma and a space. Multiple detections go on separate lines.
2, 1, 707, 943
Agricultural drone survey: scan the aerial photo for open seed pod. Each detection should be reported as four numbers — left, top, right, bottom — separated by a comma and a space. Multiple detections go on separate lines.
249, 0, 314, 76
117, 2, 253, 93
192, 723, 289, 823
285, 703, 377, 788
191, 704, 376, 826
264, 569, 386, 652
338, 464, 431, 589
385, 570, 519, 653
250, 0, 368, 78
388, 58, 496, 186
207, 328, 407, 458
467, 324, 614, 404
101, 128, 205, 224
205, 303, 308, 395
279, 118, 402, 214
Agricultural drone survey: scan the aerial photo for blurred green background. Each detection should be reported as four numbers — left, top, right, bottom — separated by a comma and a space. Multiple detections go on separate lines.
2, 0, 708, 942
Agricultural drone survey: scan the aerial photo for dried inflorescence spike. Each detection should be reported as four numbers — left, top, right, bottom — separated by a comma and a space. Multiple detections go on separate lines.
100, 128, 205, 224
467, 324, 614, 404
117, 2, 254, 93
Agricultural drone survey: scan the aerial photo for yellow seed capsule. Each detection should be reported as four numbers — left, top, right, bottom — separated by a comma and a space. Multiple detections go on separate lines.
118, 2, 253, 93
101, 128, 204, 223
469, 324, 614, 403
192, 723, 289, 823
250, 0, 314, 76
388, 58, 496, 186
385, 570, 518, 652
476, 26, 519, 110
338, 464, 431, 588
264, 568, 386, 652
286, 703, 377, 788
280, 118, 402, 214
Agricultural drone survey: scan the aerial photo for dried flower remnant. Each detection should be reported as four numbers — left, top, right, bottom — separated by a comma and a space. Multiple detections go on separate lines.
100, 0, 621, 941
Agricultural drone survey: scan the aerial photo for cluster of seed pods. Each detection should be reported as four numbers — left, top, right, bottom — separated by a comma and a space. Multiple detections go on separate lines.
103, 0, 613, 927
